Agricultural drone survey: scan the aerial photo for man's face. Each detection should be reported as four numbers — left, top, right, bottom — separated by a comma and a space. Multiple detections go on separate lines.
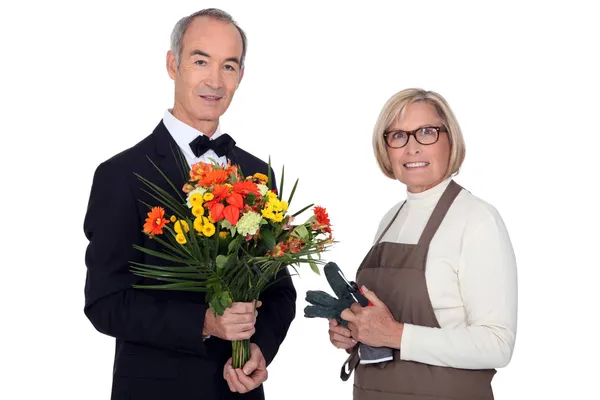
167, 17, 244, 127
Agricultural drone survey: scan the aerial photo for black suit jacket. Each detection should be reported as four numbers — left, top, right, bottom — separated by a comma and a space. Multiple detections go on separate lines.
83, 121, 297, 400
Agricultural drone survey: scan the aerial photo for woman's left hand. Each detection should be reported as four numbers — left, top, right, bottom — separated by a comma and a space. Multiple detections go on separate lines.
340, 286, 404, 348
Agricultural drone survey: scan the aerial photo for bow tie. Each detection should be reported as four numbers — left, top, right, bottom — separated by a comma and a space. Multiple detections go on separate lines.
189, 134, 236, 158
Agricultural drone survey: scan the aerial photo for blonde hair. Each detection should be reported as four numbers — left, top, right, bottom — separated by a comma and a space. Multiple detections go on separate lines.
373, 88, 466, 180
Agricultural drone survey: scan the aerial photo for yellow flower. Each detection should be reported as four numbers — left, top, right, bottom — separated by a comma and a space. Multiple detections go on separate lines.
192, 205, 205, 217
176, 233, 187, 244
253, 172, 268, 183
203, 216, 211, 225
193, 217, 203, 233
203, 192, 214, 201
189, 193, 203, 207
281, 201, 289, 212
174, 220, 190, 234
170, 215, 177, 223
203, 223, 216, 237
219, 231, 229, 239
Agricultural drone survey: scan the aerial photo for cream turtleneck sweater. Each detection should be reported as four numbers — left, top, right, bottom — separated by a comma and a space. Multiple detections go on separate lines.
374, 178, 518, 369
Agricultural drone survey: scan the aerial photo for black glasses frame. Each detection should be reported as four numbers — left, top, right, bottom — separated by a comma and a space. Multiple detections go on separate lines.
383, 126, 447, 148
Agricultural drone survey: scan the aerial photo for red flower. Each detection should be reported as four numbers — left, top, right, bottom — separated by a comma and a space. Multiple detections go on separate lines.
233, 181, 260, 198
288, 238, 304, 254
199, 169, 229, 187
143, 207, 168, 236
313, 206, 332, 234
226, 192, 245, 209
205, 184, 231, 209
223, 205, 240, 226
210, 203, 225, 222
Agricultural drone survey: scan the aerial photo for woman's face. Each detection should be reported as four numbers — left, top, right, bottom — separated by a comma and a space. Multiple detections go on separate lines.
386, 102, 451, 193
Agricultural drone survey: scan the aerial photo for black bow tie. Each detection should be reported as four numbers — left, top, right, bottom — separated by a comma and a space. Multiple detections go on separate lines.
189, 133, 236, 158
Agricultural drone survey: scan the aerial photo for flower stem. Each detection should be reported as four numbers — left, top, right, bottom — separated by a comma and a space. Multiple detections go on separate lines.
232, 339, 251, 369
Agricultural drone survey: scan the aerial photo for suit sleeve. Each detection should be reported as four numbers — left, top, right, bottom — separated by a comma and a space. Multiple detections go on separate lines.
251, 167, 298, 366
83, 160, 209, 356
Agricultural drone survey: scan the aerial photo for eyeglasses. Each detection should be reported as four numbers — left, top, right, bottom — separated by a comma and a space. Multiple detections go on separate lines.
383, 126, 446, 149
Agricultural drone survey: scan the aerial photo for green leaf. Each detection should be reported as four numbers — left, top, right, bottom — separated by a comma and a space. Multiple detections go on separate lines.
143, 156, 186, 203
309, 261, 320, 275
132, 244, 193, 264
267, 156, 273, 190
292, 225, 309, 240
246, 193, 256, 206
261, 229, 276, 250
216, 255, 229, 272
292, 203, 314, 218
228, 236, 241, 253
279, 165, 285, 200
287, 178, 299, 206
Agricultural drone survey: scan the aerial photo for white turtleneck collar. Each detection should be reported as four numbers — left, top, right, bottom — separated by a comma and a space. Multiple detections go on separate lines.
406, 177, 453, 204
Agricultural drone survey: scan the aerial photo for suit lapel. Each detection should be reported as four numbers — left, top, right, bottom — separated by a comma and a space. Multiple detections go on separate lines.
150, 121, 188, 205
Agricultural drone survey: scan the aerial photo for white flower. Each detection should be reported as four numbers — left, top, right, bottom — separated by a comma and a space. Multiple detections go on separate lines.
236, 211, 263, 237
186, 187, 207, 208
257, 184, 269, 197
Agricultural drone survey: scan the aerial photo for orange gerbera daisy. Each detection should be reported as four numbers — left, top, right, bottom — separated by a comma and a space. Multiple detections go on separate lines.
205, 184, 231, 209
199, 169, 229, 187
233, 181, 260, 197
143, 207, 169, 236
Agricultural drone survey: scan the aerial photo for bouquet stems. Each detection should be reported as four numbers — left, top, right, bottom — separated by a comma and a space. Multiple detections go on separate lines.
232, 338, 251, 369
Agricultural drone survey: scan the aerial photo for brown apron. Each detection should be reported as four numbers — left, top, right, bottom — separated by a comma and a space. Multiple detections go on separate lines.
344, 180, 496, 400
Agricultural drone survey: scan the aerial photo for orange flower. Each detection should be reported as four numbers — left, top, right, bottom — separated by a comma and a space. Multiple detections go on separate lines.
223, 205, 240, 226
199, 169, 229, 187
210, 203, 225, 222
182, 183, 195, 193
313, 206, 332, 234
232, 181, 260, 198
226, 192, 244, 209
288, 238, 304, 254
269, 242, 289, 257
143, 207, 169, 236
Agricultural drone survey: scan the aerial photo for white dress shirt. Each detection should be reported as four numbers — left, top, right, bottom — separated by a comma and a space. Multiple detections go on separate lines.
374, 178, 518, 370
162, 109, 229, 168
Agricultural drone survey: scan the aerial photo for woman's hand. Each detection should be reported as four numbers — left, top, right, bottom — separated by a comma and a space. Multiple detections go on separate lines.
340, 286, 404, 348
329, 319, 357, 351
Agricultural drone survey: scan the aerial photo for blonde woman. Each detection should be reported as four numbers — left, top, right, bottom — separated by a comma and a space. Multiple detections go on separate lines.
329, 88, 517, 399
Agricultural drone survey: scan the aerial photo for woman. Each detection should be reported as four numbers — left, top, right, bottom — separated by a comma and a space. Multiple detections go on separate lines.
329, 88, 517, 399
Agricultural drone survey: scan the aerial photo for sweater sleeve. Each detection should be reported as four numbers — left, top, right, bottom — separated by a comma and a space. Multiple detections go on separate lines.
400, 206, 518, 369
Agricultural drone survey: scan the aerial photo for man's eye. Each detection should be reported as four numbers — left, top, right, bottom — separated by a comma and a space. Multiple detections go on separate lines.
224, 65, 236, 71
194, 60, 207, 66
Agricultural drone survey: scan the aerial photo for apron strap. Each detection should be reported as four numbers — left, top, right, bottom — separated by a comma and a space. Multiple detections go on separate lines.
418, 180, 463, 246
340, 346, 360, 381
374, 201, 406, 245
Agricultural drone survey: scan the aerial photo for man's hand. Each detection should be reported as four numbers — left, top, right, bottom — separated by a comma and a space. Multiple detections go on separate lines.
340, 286, 403, 348
203, 301, 261, 341
223, 343, 268, 393
329, 319, 357, 350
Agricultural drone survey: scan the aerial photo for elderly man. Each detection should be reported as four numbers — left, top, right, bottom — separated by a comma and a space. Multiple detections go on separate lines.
83, 8, 296, 399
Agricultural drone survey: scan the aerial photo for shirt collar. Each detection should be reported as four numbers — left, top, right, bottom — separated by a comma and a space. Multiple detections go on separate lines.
162, 109, 223, 159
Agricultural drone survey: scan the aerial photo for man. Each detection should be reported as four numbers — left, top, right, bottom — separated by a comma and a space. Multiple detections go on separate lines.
83, 8, 296, 399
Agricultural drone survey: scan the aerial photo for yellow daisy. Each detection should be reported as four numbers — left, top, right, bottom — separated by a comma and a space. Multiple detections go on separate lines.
192, 205, 205, 217
176, 233, 187, 244
174, 220, 190, 234
203, 223, 216, 237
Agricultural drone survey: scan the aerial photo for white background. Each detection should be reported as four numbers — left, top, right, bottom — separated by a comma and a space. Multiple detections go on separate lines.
1, 1, 599, 399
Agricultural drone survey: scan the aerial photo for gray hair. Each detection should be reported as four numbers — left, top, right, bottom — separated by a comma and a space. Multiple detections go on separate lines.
170, 8, 248, 69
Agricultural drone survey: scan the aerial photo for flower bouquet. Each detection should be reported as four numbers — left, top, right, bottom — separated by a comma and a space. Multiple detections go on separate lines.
131, 156, 334, 368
